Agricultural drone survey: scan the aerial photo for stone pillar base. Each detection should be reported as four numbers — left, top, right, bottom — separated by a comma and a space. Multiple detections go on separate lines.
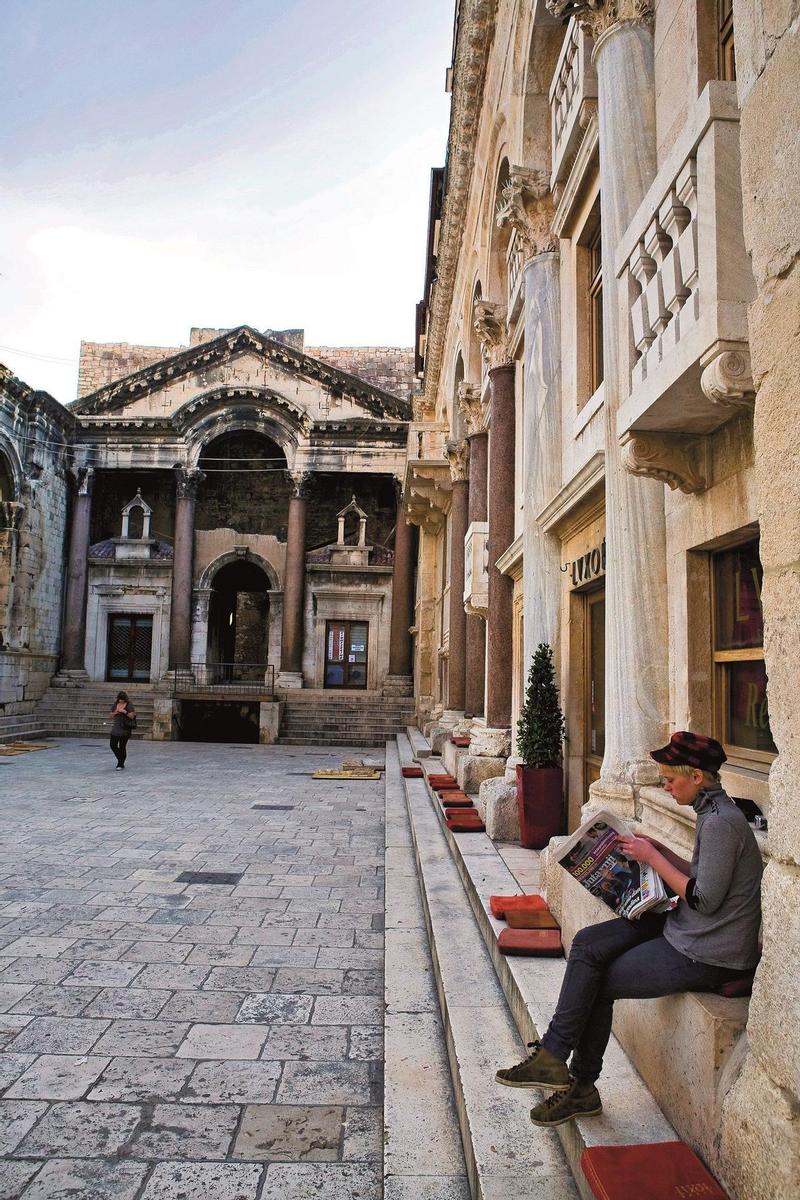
479, 775, 520, 841
277, 672, 303, 690
50, 670, 90, 689
259, 701, 283, 745
151, 695, 176, 741
469, 723, 511, 758
382, 674, 414, 697
428, 710, 465, 755
586, 777, 638, 823
457, 753, 506, 795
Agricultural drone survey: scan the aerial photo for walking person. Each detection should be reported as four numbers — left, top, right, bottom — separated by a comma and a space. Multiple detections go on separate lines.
495, 732, 763, 1127
109, 691, 136, 769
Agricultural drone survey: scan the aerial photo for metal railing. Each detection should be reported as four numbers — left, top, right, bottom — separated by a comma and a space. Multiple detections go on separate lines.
171, 663, 275, 698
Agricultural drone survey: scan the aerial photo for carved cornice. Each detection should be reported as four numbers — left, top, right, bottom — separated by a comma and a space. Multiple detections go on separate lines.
700, 348, 755, 412
174, 466, 205, 500
444, 440, 470, 483
546, 1, 654, 38
496, 167, 558, 259
421, 0, 497, 409
620, 433, 705, 494
457, 382, 484, 438
473, 300, 512, 371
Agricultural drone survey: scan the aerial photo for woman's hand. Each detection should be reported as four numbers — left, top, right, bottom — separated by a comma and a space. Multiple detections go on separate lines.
618, 835, 658, 865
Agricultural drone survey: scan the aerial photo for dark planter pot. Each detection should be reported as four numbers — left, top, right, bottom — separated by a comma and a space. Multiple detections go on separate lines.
516, 764, 563, 850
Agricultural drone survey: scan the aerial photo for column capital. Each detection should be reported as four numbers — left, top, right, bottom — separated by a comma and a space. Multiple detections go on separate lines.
174, 466, 205, 500
0, 501, 24, 532
546, 1, 653, 38
473, 299, 512, 371
71, 465, 94, 497
457, 382, 486, 437
289, 470, 313, 499
496, 166, 558, 260
444, 440, 470, 483
620, 432, 706, 494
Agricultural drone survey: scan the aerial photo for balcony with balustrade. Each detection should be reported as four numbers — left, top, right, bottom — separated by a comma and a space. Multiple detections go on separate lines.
615, 83, 755, 440
404, 421, 451, 532
549, 18, 598, 190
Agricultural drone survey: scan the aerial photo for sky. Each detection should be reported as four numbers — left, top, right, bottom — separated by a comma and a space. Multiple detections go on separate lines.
0, 0, 454, 402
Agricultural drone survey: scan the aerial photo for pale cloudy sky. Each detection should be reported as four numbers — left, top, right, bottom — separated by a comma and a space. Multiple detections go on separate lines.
0, 0, 454, 402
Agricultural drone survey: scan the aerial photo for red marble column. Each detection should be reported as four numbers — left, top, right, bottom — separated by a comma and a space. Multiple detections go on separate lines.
486, 363, 516, 728
279, 478, 309, 682
168, 467, 204, 671
465, 430, 487, 716
388, 493, 416, 678
62, 467, 94, 672
448, 475, 469, 710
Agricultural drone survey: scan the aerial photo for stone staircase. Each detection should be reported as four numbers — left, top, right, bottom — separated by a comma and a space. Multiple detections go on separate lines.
278, 690, 416, 746
0, 712, 51, 745
32, 682, 160, 740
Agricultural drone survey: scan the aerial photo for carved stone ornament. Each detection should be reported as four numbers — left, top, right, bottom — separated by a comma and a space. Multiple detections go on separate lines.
620, 433, 705, 495
444, 440, 470, 483
174, 466, 205, 500
73, 465, 94, 497
290, 470, 313, 499
546, 0, 654, 37
496, 167, 558, 259
700, 349, 755, 411
457, 382, 484, 437
473, 299, 512, 371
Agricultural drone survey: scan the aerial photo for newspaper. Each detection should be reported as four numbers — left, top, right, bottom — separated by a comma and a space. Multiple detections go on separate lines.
552, 810, 675, 920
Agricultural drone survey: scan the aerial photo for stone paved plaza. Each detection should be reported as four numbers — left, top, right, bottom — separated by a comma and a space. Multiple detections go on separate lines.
0, 739, 386, 1199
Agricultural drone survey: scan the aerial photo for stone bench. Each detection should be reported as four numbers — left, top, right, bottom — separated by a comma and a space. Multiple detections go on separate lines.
542, 851, 750, 1165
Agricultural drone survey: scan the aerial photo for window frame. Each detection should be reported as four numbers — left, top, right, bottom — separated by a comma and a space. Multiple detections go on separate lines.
717, 0, 736, 81
588, 222, 604, 396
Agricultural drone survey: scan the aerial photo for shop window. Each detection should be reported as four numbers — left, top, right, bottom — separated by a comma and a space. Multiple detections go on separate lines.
712, 541, 776, 761
717, 0, 736, 81
324, 620, 368, 689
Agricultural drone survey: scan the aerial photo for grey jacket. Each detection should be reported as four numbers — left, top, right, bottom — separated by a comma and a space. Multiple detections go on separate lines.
664, 786, 763, 971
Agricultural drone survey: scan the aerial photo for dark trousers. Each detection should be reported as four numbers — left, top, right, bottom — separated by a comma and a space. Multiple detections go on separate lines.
110, 735, 129, 766
541, 915, 738, 1082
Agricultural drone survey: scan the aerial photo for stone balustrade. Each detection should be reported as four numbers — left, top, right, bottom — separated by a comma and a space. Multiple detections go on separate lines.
506, 227, 525, 322
406, 420, 450, 463
616, 82, 756, 438
549, 17, 597, 189
464, 520, 489, 617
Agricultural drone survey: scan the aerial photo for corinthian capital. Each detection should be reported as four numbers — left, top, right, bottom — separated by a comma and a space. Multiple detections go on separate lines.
457, 382, 484, 437
473, 300, 512, 371
546, 0, 653, 37
444, 440, 470, 483
71, 465, 94, 497
496, 167, 557, 259
175, 466, 205, 500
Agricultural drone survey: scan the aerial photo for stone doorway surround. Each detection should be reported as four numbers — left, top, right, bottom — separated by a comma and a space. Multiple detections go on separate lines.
85, 585, 169, 683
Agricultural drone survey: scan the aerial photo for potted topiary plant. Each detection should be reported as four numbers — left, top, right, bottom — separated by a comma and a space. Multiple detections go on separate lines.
515, 642, 565, 850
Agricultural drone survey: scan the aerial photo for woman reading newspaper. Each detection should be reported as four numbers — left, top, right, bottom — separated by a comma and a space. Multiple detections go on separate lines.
495, 732, 762, 1128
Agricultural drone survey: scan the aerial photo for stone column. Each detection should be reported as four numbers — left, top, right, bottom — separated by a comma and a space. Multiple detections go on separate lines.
459, 383, 487, 717
386, 489, 416, 692
0, 500, 25, 648
278, 473, 310, 688
522, 252, 563, 666
485, 361, 516, 730
168, 467, 203, 672
445, 442, 469, 712
61, 467, 94, 674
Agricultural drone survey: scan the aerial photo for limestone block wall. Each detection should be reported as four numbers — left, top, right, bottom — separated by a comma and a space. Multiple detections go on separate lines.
306, 347, 417, 402
714, 5, 800, 1198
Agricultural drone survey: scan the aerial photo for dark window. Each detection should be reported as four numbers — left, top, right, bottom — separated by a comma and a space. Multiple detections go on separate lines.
589, 223, 604, 394
107, 614, 153, 682
712, 541, 776, 758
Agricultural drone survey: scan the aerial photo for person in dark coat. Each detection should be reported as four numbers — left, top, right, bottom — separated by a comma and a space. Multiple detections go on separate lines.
109, 691, 136, 769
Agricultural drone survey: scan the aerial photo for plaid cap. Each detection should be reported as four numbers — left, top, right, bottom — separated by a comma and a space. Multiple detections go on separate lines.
650, 731, 727, 773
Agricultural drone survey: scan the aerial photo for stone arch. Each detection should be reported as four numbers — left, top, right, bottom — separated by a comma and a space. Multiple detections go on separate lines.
0, 436, 24, 502
466, 276, 484, 381
173, 387, 310, 468
199, 549, 280, 593
486, 155, 513, 303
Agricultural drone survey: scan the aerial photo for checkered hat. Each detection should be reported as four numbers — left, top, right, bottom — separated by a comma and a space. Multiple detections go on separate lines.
650, 731, 727, 773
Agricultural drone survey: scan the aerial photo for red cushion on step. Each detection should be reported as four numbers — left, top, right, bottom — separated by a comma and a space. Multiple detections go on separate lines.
489, 894, 548, 919
441, 799, 473, 809
401, 766, 424, 778
497, 928, 563, 956
450, 736, 471, 747
506, 909, 560, 930
446, 818, 486, 832
433, 781, 460, 789
428, 776, 456, 785
580, 1142, 730, 1200
444, 807, 480, 819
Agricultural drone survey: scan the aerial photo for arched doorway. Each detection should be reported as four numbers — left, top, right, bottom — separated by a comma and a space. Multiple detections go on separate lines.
207, 559, 271, 680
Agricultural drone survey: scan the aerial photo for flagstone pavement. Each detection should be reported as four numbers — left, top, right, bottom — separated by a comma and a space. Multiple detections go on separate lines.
0, 738, 386, 1199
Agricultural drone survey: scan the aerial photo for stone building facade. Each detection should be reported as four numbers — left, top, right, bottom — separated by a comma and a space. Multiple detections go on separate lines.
410, 0, 797, 1194
1, 326, 416, 740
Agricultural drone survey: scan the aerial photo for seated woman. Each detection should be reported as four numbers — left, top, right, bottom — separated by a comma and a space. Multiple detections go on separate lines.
495, 731, 763, 1127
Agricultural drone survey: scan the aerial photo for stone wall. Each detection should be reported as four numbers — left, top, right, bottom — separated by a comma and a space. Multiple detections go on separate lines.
306, 347, 417, 402
716, 4, 800, 1198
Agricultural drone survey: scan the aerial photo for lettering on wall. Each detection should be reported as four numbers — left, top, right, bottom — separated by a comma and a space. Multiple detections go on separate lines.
564, 538, 606, 590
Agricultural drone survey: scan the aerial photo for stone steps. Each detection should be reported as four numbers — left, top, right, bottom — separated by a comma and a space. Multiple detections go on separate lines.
278, 695, 414, 748
33, 683, 160, 739
392, 732, 579, 1200
0, 715, 51, 745
396, 729, 677, 1200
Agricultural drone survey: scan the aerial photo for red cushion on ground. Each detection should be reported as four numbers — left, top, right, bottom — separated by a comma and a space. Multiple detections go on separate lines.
497, 928, 563, 956
446, 817, 486, 832
401, 766, 424, 778
489, 894, 548, 919
581, 1142, 730, 1200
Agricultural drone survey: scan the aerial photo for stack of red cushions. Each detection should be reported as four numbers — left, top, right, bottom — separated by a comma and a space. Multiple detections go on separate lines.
446, 812, 486, 832
489, 894, 563, 957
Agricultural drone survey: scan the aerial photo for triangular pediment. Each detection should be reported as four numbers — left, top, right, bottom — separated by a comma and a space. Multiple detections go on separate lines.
71, 325, 411, 422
